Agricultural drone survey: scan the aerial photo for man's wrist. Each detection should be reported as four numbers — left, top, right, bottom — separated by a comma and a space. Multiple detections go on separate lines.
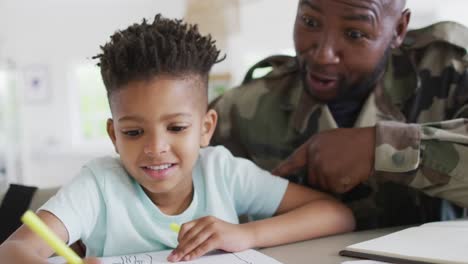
374, 121, 421, 173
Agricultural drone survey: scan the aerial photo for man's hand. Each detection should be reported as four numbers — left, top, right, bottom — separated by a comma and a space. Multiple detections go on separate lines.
167, 216, 254, 262
272, 127, 376, 193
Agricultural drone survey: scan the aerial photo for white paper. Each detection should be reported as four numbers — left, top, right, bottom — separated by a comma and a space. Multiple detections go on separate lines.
48, 249, 283, 264
344, 223, 468, 264
342, 261, 389, 264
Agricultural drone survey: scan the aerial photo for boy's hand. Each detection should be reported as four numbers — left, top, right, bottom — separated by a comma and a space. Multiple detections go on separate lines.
167, 216, 253, 262
83, 257, 101, 264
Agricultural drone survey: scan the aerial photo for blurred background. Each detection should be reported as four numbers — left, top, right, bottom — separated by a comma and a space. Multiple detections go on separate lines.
1, 0, 468, 188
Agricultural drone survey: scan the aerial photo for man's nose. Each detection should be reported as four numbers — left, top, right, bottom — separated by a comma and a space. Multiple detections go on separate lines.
143, 134, 169, 156
310, 36, 340, 65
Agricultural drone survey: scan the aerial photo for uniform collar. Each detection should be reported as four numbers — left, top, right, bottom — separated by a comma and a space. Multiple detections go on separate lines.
289, 79, 406, 133
287, 51, 413, 133
289, 82, 323, 133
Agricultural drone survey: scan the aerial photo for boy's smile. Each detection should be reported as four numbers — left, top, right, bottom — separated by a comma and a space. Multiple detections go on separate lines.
106, 75, 217, 214
142, 163, 177, 180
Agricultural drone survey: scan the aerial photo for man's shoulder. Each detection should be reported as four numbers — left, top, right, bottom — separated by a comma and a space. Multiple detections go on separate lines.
397, 21, 468, 66
403, 21, 468, 52
241, 55, 299, 84
229, 55, 299, 94
210, 55, 301, 113
385, 22, 468, 104
382, 22, 468, 122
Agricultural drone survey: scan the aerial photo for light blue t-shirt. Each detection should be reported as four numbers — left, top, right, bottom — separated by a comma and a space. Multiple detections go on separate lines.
40, 146, 288, 257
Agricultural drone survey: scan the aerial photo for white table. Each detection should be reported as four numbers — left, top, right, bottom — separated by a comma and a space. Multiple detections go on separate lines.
260, 227, 404, 264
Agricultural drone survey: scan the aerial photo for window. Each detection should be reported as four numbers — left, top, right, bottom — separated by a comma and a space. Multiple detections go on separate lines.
72, 63, 110, 146
0, 70, 7, 182
0, 65, 20, 183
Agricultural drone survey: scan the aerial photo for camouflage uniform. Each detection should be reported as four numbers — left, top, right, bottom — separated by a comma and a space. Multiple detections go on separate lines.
210, 22, 468, 230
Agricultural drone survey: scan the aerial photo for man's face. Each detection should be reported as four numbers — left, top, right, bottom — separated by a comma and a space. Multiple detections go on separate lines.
294, 0, 399, 102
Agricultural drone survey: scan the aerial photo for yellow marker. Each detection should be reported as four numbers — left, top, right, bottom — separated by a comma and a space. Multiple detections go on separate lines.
169, 223, 181, 233
21, 210, 83, 264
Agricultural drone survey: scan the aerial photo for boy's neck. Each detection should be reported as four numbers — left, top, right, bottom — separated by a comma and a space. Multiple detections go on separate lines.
145, 179, 194, 215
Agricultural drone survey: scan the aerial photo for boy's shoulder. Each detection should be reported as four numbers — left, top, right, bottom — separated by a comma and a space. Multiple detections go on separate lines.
80, 156, 128, 183
199, 146, 234, 164
200, 145, 230, 155
74, 156, 134, 195
84, 155, 123, 171
198, 146, 236, 179
198, 145, 260, 178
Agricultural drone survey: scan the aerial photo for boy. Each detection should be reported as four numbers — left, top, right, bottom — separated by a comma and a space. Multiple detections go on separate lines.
0, 14, 354, 263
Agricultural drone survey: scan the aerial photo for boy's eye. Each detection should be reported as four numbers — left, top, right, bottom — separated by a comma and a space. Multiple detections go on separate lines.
122, 129, 143, 137
347, 30, 366, 40
168, 126, 188, 132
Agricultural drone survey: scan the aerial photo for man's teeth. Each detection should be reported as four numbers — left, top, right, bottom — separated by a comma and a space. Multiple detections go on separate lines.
146, 164, 172, 171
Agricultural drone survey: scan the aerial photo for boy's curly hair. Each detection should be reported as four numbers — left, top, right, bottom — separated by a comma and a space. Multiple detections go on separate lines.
94, 14, 223, 96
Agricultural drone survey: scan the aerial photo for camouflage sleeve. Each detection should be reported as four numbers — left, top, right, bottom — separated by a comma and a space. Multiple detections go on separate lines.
374, 119, 468, 207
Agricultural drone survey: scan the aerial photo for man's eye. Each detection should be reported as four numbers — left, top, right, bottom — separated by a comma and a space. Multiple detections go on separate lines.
301, 15, 319, 28
123, 129, 143, 137
168, 126, 187, 132
347, 30, 365, 40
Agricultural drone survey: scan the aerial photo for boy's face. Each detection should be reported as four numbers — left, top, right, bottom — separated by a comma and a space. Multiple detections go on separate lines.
106, 75, 217, 200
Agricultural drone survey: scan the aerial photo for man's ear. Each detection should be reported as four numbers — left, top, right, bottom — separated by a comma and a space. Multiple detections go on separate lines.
391, 8, 411, 49
200, 109, 218, 147
106, 118, 119, 153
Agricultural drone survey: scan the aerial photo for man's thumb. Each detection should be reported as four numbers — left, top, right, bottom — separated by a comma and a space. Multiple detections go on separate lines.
272, 147, 307, 177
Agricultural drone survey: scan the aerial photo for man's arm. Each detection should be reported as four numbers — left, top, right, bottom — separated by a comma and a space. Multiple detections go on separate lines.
273, 120, 468, 208
274, 27, 468, 207
374, 119, 468, 207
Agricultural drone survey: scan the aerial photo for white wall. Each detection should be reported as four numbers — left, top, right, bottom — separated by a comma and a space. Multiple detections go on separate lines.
0, 0, 187, 187
1, 0, 468, 188
228, 0, 468, 85
407, 0, 468, 29
227, 0, 296, 85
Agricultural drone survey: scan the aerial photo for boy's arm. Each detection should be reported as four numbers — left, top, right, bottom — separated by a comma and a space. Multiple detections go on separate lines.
0, 210, 69, 263
168, 183, 354, 262
244, 182, 355, 248
169, 148, 354, 262
0, 210, 99, 264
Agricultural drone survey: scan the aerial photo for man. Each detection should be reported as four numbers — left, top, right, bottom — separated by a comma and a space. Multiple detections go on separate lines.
211, 0, 468, 230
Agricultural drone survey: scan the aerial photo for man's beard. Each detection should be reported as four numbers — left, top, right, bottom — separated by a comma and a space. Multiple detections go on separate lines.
301, 46, 392, 103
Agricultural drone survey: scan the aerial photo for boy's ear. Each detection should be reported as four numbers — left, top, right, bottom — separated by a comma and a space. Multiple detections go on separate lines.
106, 118, 119, 153
200, 109, 218, 147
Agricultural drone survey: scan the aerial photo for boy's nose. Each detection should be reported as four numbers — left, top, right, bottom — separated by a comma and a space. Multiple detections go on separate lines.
143, 136, 169, 156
